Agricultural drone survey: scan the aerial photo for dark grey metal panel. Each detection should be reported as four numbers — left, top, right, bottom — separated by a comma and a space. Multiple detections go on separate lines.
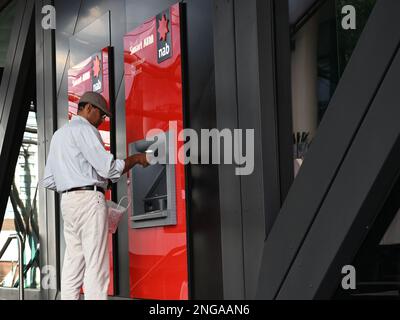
54, 0, 81, 130
0, 0, 35, 230
74, 0, 109, 34
53, 0, 82, 92
234, 0, 269, 300
109, 0, 126, 91
107, 46, 120, 296
290, 0, 326, 35
0, 0, 32, 130
125, 0, 177, 34
0, 0, 25, 104
69, 12, 110, 66
185, 0, 223, 300
278, 44, 400, 299
231, 0, 293, 299
35, 0, 60, 300
257, 0, 400, 299
212, 0, 293, 300
288, 0, 319, 24
114, 82, 130, 298
0, 0, 11, 11
55, 57, 69, 130
272, 0, 294, 205
109, 0, 129, 297
213, 0, 245, 300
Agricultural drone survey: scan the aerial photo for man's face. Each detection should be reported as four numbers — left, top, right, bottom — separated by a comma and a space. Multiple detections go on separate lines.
87, 104, 107, 128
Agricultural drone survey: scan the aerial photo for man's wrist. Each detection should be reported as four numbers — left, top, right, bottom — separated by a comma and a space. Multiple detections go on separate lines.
122, 154, 141, 174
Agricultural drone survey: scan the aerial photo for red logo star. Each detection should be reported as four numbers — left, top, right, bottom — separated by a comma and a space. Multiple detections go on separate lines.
93, 55, 101, 78
158, 14, 169, 42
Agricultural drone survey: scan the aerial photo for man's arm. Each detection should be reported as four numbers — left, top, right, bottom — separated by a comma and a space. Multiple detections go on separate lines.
41, 163, 57, 191
122, 153, 149, 175
76, 125, 149, 181
107, 154, 149, 187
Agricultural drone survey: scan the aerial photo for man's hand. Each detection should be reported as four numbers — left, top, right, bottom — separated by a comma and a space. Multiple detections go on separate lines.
134, 153, 150, 167
122, 153, 150, 175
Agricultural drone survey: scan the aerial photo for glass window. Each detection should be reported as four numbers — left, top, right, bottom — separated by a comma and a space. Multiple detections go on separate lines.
291, 0, 376, 176
0, 106, 40, 290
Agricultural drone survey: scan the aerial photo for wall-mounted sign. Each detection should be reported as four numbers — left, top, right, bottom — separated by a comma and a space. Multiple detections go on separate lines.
156, 8, 173, 63
126, 6, 174, 65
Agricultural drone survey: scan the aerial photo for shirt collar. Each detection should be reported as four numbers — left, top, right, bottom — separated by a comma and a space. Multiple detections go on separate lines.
72, 115, 92, 126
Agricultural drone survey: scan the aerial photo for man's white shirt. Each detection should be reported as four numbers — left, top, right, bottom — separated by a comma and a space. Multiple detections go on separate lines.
41, 115, 125, 192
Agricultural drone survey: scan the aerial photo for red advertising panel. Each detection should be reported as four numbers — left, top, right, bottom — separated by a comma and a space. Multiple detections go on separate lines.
67, 48, 115, 296
124, 3, 189, 300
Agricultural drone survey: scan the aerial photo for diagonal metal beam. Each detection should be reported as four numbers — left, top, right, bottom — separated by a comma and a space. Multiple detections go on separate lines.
277, 43, 400, 299
256, 0, 400, 299
0, 0, 11, 12
0, 0, 35, 231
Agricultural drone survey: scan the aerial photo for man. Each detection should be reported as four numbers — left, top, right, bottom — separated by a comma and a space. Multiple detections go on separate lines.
41, 91, 148, 300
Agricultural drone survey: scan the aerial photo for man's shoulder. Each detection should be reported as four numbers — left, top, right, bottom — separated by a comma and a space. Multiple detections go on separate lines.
53, 117, 100, 143
52, 121, 79, 141
57, 118, 93, 133
53, 122, 72, 136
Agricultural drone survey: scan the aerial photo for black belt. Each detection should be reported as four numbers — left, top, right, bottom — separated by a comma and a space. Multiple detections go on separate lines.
62, 186, 105, 194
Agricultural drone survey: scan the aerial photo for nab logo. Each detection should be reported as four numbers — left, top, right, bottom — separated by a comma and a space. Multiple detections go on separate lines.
156, 10, 173, 63
92, 54, 103, 93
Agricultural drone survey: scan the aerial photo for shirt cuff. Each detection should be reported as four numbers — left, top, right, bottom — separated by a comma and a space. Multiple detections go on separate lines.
110, 159, 125, 183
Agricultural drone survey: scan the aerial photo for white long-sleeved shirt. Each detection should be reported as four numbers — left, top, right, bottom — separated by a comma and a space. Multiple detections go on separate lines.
41, 115, 125, 193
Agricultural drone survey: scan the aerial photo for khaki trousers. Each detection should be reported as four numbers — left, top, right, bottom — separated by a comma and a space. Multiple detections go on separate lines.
60, 190, 109, 300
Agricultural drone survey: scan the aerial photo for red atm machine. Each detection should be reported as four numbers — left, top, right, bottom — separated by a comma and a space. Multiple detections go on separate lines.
67, 48, 116, 296
124, 3, 189, 300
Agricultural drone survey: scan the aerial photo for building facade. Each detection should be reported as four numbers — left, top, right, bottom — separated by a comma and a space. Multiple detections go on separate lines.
0, 0, 399, 300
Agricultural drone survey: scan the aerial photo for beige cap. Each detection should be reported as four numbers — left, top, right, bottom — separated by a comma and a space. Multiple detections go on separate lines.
79, 91, 111, 117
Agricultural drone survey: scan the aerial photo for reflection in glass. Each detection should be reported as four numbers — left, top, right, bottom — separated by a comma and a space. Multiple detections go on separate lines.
290, 0, 376, 175
0, 104, 40, 289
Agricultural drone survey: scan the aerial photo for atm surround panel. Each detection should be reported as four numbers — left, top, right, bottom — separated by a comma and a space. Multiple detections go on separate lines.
128, 136, 177, 229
